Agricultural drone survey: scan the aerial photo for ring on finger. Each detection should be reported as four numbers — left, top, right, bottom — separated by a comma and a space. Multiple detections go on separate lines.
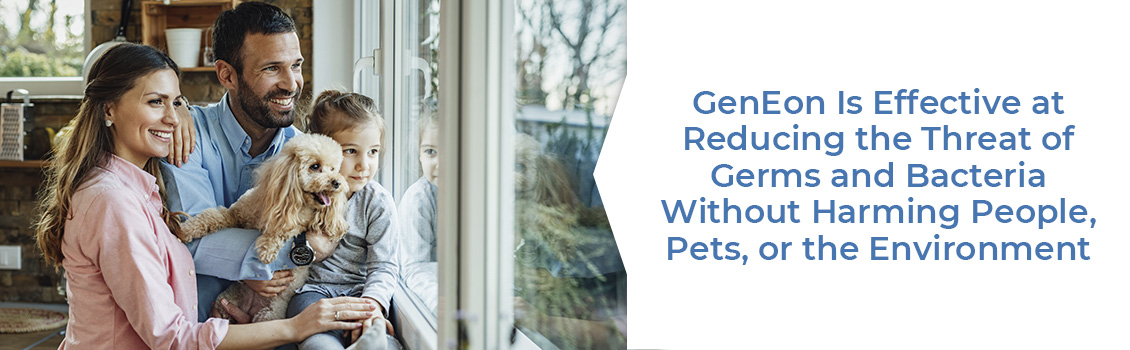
335, 311, 340, 321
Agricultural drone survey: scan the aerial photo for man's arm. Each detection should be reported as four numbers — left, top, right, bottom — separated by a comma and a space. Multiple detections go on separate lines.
161, 108, 218, 216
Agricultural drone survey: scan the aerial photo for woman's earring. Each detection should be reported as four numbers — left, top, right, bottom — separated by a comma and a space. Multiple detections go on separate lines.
105, 119, 113, 127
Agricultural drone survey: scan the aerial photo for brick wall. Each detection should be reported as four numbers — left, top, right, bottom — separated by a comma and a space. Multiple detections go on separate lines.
0, 167, 63, 303
0, 98, 78, 303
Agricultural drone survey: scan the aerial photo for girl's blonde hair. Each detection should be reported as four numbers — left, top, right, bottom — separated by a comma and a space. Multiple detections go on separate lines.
36, 43, 184, 267
306, 90, 386, 162
416, 101, 439, 178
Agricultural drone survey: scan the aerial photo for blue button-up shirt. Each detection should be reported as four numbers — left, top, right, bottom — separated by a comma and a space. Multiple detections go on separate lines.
161, 93, 303, 281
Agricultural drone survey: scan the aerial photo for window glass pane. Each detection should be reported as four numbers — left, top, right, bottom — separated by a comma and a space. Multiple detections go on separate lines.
0, 0, 84, 77
397, 0, 441, 323
512, 0, 626, 348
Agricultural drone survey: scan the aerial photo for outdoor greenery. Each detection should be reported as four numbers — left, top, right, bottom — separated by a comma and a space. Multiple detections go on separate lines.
0, 0, 84, 77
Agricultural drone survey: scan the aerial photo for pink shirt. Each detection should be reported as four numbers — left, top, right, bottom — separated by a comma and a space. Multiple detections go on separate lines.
60, 154, 229, 349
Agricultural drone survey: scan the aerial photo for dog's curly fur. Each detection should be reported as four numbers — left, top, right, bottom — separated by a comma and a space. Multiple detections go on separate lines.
178, 133, 350, 321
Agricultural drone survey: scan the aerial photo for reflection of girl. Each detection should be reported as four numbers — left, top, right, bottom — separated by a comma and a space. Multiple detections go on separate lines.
288, 91, 401, 350
399, 111, 439, 263
397, 109, 440, 314
34, 43, 376, 349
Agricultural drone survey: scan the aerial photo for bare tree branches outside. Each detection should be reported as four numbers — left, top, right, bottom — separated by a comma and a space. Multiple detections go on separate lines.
513, 1, 627, 348
517, 0, 626, 117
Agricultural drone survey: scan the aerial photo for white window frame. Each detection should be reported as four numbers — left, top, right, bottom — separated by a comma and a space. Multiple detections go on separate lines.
312, 1, 354, 94
439, 0, 522, 349
0, 0, 90, 96
347, 0, 537, 348
341, 1, 445, 349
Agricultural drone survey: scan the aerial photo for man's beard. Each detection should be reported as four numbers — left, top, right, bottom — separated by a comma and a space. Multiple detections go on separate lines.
235, 77, 300, 129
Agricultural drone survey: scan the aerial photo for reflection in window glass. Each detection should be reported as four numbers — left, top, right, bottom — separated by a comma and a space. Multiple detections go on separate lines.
0, 0, 84, 77
398, 0, 441, 321
398, 103, 439, 316
512, 0, 626, 348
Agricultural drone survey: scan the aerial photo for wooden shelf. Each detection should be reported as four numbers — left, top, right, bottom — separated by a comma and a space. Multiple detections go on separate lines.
0, 160, 46, 168
141, 0, 233, 67
182, 66, 217, 73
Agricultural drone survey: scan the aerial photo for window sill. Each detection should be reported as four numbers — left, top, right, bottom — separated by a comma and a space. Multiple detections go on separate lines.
0, 77, 83, 97
393, 282, 439, 350
391, 279, 546, 350
512, 328, 545, 350
24, 95, 83, 103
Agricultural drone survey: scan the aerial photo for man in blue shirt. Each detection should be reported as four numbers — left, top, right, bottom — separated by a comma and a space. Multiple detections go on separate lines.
162, 2, 334, 321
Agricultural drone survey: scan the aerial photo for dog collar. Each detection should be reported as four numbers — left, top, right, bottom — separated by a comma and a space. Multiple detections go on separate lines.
290, 233, 315, 266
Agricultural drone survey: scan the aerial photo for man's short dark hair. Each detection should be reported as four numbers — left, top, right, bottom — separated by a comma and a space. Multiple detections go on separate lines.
212, 1, 296, 74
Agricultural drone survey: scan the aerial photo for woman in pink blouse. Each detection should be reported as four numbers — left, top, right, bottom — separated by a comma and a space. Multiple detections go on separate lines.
34, 43, 377, 349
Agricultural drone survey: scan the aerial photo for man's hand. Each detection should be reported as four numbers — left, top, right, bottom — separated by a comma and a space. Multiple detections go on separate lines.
347, 312, 394, 344
348, 298, 393, 344
167, 99, 196, 167
244, 269, 295, 298
212, 297, 253, 324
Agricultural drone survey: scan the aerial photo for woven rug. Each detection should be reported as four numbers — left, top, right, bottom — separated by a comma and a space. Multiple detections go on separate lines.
0, 307, 68, 333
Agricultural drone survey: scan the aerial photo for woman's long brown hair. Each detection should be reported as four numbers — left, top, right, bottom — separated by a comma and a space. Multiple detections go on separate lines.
35, 43, 184, 267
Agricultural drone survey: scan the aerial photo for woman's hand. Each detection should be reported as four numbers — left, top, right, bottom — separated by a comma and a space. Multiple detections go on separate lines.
219, 297, 378, 349
167, 99, 196, 167
244, 270, 295, 298
288, 297, 377, 342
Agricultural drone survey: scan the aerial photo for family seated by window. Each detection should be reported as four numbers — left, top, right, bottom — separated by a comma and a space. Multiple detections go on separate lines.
33, 2, 437, 349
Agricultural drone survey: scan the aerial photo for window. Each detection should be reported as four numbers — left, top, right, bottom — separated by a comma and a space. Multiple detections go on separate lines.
347, 0, 445, 347
396, 0, 442, 327
425, 0, 627, 348
0, 0, 85, 94
353, 0, 626, 348
0, 0, 84, 77
510, 0, 627, 348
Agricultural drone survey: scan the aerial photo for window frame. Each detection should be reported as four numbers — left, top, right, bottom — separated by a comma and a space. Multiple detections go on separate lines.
353, 0, 542, 348
438, 0, 523, 348
343, 0, 447, 349
339, 1, 441, 348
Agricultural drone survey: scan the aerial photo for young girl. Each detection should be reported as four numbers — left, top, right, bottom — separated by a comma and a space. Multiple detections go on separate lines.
287, 90, 401, 350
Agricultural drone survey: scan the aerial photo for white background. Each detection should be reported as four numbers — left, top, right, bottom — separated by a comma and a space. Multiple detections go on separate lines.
595, 1, 1130, 348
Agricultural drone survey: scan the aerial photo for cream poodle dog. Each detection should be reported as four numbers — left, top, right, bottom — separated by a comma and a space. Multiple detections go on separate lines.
179, 133, 350, 321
